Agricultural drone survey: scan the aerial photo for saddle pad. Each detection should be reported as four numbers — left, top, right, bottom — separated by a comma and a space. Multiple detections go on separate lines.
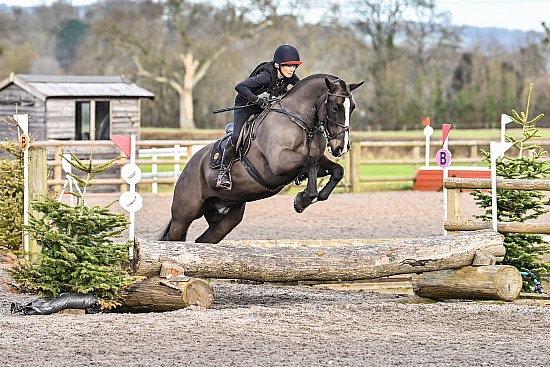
209, 135, 231, 169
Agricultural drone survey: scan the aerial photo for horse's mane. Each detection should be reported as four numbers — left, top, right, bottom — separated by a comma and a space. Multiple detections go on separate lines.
284, 73, 339, 98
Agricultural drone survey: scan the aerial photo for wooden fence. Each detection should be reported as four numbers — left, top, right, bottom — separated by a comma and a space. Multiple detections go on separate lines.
444, 177, 550, 234
30, 139, 548, 194
346, 140, 489, 192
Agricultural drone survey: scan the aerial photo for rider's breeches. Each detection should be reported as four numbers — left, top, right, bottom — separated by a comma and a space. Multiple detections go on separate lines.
231, 105, 262, 145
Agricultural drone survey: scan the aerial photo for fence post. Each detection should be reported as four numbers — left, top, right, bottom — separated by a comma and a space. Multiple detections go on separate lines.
350, 141, 361, 193
344, 153, 351, 193
446, 187, 461, 235
174, 144, 181, 179
53, 145, 63, 194
28, 147, 48, 261
151, 147, 158, 194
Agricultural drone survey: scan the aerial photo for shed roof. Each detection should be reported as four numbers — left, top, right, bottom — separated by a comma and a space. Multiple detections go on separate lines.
0, 73, 155, 101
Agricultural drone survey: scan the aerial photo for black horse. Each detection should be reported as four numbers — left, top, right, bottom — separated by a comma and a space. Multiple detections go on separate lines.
160, 74, 363, 243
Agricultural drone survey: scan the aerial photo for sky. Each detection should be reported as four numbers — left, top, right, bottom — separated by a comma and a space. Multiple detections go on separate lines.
0, 0, 549, 32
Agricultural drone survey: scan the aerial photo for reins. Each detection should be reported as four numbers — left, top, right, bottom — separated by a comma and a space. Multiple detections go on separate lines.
267, 90, 351, 140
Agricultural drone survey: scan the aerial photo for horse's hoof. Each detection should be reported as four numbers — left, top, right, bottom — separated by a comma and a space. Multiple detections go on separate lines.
293, 194, 305, 213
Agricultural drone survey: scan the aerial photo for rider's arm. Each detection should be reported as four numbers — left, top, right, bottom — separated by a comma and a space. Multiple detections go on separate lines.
235, 71, 272, 104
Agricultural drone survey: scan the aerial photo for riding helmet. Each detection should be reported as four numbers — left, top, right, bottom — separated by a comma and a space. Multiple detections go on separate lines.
273, 44, 302, 66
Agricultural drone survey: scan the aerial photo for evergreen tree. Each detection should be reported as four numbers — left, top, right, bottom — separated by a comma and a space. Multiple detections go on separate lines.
0, 140, 24, 254
471, 84, 550, 290
9, 149, 136, 309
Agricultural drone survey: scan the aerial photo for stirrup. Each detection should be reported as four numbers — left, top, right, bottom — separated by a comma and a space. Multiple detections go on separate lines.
216, 171, 232, 190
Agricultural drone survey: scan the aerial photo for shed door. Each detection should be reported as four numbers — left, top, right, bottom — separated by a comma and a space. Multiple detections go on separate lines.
75, 101, 110, 140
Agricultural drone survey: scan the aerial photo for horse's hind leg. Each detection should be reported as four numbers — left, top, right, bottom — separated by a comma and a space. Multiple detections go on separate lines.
161, 199, 203, 241
164, 218, 190, 241
195, 203, 246, 243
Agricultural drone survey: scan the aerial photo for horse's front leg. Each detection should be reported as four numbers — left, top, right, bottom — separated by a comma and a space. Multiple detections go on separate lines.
316, 155, 344, 202
293, 160, 319, 213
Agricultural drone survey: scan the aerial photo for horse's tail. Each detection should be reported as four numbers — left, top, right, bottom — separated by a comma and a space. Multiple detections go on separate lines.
159, 220, 172, 241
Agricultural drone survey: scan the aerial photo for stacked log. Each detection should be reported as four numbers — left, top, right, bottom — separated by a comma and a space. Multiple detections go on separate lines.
113, 262, 214, 313
413, 265, 522, 301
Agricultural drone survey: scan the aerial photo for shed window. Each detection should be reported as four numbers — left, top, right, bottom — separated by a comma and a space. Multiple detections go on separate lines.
75, 101, 110, 140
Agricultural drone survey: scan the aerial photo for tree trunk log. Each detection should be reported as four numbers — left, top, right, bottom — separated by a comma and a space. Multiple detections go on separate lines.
114, 276, 214, 313
132, 230, 505, 282
412, 265, 522, 301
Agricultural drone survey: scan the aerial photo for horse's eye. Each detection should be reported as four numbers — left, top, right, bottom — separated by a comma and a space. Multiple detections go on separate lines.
331, 106, 338, 113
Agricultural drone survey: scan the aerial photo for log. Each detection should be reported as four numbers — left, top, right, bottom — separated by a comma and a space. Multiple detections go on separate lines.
113, 276, 214, 313
412, 265, 522, 301
132, 230, 505, 282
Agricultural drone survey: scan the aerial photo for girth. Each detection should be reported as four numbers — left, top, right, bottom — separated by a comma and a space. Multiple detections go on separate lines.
240, 154, 287, 192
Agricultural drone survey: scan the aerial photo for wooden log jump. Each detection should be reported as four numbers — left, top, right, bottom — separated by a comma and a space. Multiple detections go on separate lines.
116, 230, 524, 311
132, 230, 505, 282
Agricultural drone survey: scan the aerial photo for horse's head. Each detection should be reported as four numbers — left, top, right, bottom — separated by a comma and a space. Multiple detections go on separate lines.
321, 78, 364, 157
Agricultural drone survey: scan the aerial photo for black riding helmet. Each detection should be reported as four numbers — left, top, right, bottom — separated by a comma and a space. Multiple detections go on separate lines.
273, 44, 302, 67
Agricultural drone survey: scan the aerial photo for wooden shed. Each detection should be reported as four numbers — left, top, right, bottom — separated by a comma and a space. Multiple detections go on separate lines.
0, 73, 154, 142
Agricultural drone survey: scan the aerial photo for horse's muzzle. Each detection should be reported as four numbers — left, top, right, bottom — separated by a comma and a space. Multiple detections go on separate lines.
329, 146, 344, 157
328, 142, 350, 157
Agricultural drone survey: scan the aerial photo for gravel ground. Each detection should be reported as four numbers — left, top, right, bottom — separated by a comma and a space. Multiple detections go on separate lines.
2, 191, 550, 367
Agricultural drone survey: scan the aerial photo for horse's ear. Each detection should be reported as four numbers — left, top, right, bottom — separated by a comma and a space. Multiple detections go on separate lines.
324, 77, 335, 92
349, 81, 364, 92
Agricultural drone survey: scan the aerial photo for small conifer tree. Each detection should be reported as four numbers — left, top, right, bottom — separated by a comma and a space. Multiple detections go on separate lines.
9, 148, 136, 309
471, 84, 550, 290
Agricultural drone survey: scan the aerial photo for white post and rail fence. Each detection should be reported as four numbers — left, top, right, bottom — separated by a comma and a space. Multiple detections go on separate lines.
29, 139, 550, 194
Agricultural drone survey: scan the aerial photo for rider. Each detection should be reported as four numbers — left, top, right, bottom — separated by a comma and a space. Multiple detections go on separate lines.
216, 44, 302, 190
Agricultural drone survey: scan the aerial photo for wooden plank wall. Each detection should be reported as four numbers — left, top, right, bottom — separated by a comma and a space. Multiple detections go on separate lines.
111, 98, 140, 136
45, 99, 75, 139
0, 84, 46, 140
45, 98, 140, 139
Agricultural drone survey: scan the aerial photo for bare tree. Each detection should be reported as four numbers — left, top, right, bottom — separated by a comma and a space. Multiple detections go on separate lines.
133, 49, 226, 129
354, 0, 413, 129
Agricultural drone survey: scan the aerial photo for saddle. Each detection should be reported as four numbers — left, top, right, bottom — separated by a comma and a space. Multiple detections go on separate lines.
209, 117, 257, 169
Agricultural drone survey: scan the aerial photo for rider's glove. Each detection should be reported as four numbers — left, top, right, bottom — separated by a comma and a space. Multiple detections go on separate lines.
255, 97, 269, 108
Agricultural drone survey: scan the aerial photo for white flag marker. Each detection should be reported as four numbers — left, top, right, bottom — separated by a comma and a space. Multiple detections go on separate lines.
500, 114, 512, 143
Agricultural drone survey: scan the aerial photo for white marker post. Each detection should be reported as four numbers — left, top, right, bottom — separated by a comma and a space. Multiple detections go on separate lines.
490, 142, 513, 231
118, 135, 143, 259
423, 125, 434, 167
437, 124, 452, 235
500, 114, 512, 143
14, 115, 30, 255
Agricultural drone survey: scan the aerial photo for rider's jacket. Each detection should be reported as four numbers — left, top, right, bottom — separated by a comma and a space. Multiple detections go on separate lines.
234, 61, 299, 106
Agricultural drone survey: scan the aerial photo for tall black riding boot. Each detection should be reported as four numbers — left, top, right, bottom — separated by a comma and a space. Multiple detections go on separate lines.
216, 139, 236, 190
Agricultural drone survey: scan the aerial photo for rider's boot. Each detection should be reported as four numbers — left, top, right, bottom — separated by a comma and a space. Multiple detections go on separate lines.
216, 139, 236, 190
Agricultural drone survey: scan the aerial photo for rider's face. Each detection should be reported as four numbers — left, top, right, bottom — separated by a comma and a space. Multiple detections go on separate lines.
280, 64, 297, 78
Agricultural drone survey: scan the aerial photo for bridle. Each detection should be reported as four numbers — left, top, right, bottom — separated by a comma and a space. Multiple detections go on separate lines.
265, 89, 352, 141
317, 91, 352, 140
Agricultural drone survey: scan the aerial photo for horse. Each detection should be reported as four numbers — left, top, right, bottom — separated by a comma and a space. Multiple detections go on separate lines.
160, 74, 364, 243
